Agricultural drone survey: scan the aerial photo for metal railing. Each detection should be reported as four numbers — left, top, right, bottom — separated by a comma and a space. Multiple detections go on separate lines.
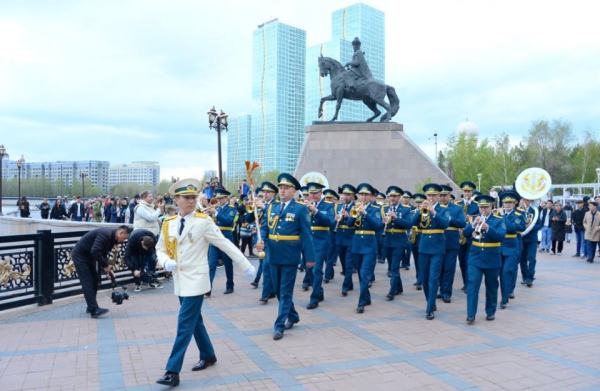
0, 230, 137, 311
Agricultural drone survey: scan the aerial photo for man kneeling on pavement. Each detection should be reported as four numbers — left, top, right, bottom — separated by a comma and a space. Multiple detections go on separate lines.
124, 229, 162, 291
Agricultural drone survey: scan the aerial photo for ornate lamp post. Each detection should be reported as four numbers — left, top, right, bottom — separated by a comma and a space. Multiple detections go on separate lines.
207, 107, 228, 189
17, 155, 25, 205
80, 171, 88, 198
596, 167, 600, 196
0, 144, 6, 215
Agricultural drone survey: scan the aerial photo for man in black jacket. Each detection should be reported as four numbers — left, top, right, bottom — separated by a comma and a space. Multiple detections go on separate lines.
72, 225, 132, 318
69, 196, 85, 221
124, 229, 161, 291
572, 200, 588, 258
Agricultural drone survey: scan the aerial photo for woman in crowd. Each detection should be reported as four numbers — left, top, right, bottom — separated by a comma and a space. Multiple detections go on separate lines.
550, 202, 567, 255
50, 198, 68, 220
18, 196, 30, 218
39, 198, 51, 219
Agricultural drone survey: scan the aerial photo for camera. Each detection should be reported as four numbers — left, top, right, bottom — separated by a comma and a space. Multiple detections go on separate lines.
111, 286, 129, 305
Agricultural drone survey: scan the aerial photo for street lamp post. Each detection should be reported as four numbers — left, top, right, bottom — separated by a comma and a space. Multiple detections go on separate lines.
477, 173, 482, 192
17, 155, 25, 208
429, 132, 438, 165
595, 167, 600, 196
80, 171, 88, 198
0, 144, 6, 216
207, 107, 228, 189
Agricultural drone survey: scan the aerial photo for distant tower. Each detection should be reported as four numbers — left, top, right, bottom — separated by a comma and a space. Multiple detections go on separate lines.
456, 118, 479, 137
252, 19, 306, 174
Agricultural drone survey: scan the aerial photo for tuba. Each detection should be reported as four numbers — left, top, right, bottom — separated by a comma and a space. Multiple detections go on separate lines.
515, 167, 552, 236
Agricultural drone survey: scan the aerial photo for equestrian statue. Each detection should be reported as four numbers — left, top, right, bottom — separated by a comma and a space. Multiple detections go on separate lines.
318, 37, 399, 122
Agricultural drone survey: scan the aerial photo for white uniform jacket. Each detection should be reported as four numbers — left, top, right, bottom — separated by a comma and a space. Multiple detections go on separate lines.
156, 212, 252, 297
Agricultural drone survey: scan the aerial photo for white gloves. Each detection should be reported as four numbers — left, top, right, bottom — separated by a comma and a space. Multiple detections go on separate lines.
245, 265, 256, 277
163, 259, 177, 272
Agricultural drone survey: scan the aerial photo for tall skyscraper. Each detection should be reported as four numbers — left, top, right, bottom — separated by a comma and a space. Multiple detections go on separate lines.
306, 3, 385, 125
226, 115, 252, 186
252, 19, 306, 174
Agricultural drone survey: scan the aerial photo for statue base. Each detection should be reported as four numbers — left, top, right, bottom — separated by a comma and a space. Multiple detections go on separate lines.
295, 122, 457, 193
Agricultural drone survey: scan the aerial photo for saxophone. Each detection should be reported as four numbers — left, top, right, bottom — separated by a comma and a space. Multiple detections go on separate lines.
459, 201, 468, 245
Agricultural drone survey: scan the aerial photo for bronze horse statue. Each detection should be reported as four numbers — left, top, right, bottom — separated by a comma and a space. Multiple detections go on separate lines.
318, 55, 399, 122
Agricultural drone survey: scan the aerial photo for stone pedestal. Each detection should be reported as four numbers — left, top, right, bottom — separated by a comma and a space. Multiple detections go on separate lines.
295, 122, 457, 193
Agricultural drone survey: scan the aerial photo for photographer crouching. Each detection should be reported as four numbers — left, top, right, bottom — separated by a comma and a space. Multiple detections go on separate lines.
124, 229, 163, 291
72, 225, 132, 318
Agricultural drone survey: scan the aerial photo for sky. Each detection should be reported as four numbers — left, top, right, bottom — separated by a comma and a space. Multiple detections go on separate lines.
1, 0, 599, 181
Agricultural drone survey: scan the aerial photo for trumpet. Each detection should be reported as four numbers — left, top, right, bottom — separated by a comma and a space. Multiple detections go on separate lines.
349, 202, 367, 218
472, 213, 489, 240
420, 200, 430, 215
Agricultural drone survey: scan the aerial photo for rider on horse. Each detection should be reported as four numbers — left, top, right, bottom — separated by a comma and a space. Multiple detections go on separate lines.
344, 37, 372, 94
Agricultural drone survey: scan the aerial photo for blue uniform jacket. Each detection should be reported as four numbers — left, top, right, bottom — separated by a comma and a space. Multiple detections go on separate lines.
335, 202, 356, 247
347, 203, 383, 255
463, 213, 507, 269
411, 203, 450, 255
310, 199, 335, 251
444, 203, 467, 250
522, 205, 543, 244
214, 204, 237, 240
456, 199, 480, 217
501, 209, 526, 256
264, 199, 316, 266
383, 204, 412, 249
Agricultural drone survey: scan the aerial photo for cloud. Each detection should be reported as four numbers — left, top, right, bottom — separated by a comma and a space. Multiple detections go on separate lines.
0, 0, 598, 175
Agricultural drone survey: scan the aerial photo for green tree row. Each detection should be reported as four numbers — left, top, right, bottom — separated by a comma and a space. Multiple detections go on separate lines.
1, 177, 104, 198
439, 119, 600, 195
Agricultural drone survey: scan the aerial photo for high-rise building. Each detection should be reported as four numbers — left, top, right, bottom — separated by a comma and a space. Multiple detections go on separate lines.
306, 3, 385, 125
1, 160, 110, 192
252, 19, 306, 174
108, 161, 160, 188
226, 115, 252, 186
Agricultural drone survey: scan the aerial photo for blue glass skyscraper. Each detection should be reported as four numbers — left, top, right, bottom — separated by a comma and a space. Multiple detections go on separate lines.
226, 115, 252, 186
252, 19, 306, 174
306, 3, 385, 125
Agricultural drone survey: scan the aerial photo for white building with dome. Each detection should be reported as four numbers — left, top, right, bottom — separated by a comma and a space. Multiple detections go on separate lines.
456, 119, 479, 137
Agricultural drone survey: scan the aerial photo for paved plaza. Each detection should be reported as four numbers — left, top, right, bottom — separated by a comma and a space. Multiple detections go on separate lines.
1, 242, 599, 391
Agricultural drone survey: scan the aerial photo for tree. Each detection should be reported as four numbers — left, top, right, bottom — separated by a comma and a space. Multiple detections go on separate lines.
522, 119, 574, 183
570, 128, 600, 183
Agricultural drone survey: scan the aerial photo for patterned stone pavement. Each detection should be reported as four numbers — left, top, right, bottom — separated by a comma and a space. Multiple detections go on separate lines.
1, 242, 599, 391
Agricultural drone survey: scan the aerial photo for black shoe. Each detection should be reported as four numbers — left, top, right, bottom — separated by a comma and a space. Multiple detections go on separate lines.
500, 302, 507, 309
223, 288, 234, 294
273, 331, 283, 340
368, 282, 372, 288
466, 316, 475, 324
386, 294, 394, 301
324, 278, 329, 283
298, 266, 305, 272
587, 259, 594, 263
306, 302, 318, 310
318, 296, 324, 302
192, 355, 217, 371
436, 293, 442, 299
86, 307, 93, 314
486, 314, 495, 321
205, 291, 211, 298
378, 259, 385, 264
268, 293, 276, 299
91, 308, 109, 318
250, 282, 258, 288
340, 271, 345, 276
416, 284, 422, 290
442, 298, 451, 304
508, 292, 515, 299
461, 286, 466, 293
413, 282, 418, 286
259, 297, 268, 304
426, 312, 435, 320
527, 282, 533, 287
387, 272, 391, 277
302, 285, 309, 291
284, 320, 298, 330
156, 372, 180, 387
356, 306, 364, 313
341, 291, 348, 297
365, 300, 372, 306
404, 266, 410, 270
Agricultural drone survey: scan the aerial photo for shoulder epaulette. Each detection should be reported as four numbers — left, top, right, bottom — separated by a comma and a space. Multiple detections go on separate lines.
454, 201, 462, 206
440, 204, 448, 208
165, 215, 178, 221
296, 200, 306, 205
516, 207, 525, 212
493, 213, 504, 218
194, 212, 208, 219
324, 200, 333, 204
515, 212, 522, 216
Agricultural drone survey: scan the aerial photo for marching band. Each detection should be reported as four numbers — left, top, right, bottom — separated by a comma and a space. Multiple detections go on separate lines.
200, 168, 551, 339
